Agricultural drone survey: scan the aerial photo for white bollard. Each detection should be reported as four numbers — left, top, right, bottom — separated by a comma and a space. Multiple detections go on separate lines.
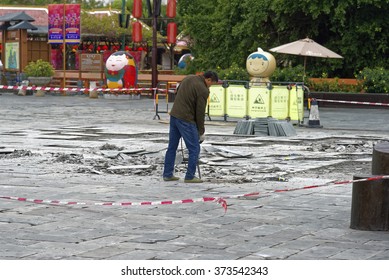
18, 80, 29, 96
89, 81, 98, 98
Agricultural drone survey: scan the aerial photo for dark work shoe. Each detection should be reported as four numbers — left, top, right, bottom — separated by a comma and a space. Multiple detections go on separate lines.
163, 176, 180, 181
184, 177, 203, 183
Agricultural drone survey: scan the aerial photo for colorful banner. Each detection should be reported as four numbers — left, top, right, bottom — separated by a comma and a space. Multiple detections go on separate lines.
5, 42, 19, 70
48, 4, 64, 43
65, 4, 81, 43
48, 4, 81, 44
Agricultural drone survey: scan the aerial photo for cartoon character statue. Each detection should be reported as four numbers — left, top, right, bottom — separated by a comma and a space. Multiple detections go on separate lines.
105, 51, 137, 89
246, 48, 276, 85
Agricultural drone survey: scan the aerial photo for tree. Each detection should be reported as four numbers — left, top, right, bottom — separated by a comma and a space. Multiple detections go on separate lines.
330, 0, 388, 76
81, 11, 126, 38
269, 0, 388, 77
4, 0, 387, 77
81, 10, 154, 44
177, 0, 282, 70
178, 0, 388, 78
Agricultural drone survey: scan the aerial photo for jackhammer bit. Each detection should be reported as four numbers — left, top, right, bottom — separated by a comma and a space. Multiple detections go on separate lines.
179, 138, 202, 179
197, 160, 201, 179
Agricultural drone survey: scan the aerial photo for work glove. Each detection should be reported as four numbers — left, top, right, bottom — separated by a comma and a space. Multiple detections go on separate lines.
199, 134, 205, 144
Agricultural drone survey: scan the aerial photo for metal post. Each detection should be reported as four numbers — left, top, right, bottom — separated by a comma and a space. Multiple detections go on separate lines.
121, 0, 126, 50
151, 0, 159, 89
350, 142, 389, 231
62, 0, 66, 89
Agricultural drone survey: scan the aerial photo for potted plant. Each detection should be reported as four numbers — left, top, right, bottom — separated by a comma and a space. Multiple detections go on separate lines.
24, 59, 55, 96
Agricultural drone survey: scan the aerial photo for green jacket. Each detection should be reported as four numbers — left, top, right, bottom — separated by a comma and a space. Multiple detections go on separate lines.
170, 75, 209, 136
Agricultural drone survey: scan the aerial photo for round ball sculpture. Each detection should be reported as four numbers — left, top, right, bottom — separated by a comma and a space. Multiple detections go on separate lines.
246, 48, 276, 85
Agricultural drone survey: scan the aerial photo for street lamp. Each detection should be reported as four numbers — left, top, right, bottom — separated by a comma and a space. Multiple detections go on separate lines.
62, 0, 66, 88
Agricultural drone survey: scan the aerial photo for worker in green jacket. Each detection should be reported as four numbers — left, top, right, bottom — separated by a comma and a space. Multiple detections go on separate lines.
163, 71, 219, 183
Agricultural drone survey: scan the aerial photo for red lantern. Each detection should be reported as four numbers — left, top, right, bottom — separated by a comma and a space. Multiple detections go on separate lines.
166, 0, 176, 18
132, 22, 142, 43
167, 22, 177, 44
132, 0, 142, 19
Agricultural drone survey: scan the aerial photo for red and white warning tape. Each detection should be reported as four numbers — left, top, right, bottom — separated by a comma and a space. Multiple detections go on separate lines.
270, 175, 389, 193
316, 98, 389, 107
1, 175, 389, 212
0, 194, 229, 212
0, 85, 165, 93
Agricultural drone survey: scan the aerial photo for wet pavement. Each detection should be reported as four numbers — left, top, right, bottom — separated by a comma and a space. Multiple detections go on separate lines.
1, 91, 389, 260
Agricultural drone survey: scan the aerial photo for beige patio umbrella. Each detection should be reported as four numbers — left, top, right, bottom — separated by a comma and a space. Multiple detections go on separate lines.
270, 37, 343, 81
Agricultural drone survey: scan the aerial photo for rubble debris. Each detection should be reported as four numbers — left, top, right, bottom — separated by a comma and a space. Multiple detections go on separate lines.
265, 176, 288, 182
305, 140, 373, 153
199, 157, 226, 163
101, 147, 146, 159
100, 143, 124, 150
101, 151, 122, 159
107, 165, 153, 170
138, 147, 166, 155
77, 167, 103, 174
53, 153, 83, 164
0, 149, 35, 158
1, 133, 377, 185
120, 149, 146, 155
206, 161, 234, 166
0, 149, 15, 155
202, 146, 253, 158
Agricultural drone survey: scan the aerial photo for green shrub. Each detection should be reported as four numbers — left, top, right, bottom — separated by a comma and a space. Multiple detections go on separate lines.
174, 63, 388, 94
271, 65, 305, 83
306, 77, 363, 93
174, 63, 249, 83
24, 59, 55, 77
356, 67, 389, 93
216, 63, 250, 81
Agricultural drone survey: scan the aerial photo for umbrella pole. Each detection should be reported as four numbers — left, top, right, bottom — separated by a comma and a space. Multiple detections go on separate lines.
303, 56, 307, 83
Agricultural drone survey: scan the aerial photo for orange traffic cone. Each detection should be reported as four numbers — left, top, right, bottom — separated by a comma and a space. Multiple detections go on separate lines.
306, 98, 323, 128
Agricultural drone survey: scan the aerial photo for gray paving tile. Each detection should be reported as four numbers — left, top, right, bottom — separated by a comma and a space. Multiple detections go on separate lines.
1, 94, 389, 260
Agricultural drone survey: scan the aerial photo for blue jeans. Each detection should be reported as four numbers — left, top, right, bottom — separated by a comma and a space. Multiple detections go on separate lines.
163, 116, 200, 180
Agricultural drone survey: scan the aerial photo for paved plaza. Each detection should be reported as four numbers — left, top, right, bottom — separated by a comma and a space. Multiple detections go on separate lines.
1, 91, 389, 260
